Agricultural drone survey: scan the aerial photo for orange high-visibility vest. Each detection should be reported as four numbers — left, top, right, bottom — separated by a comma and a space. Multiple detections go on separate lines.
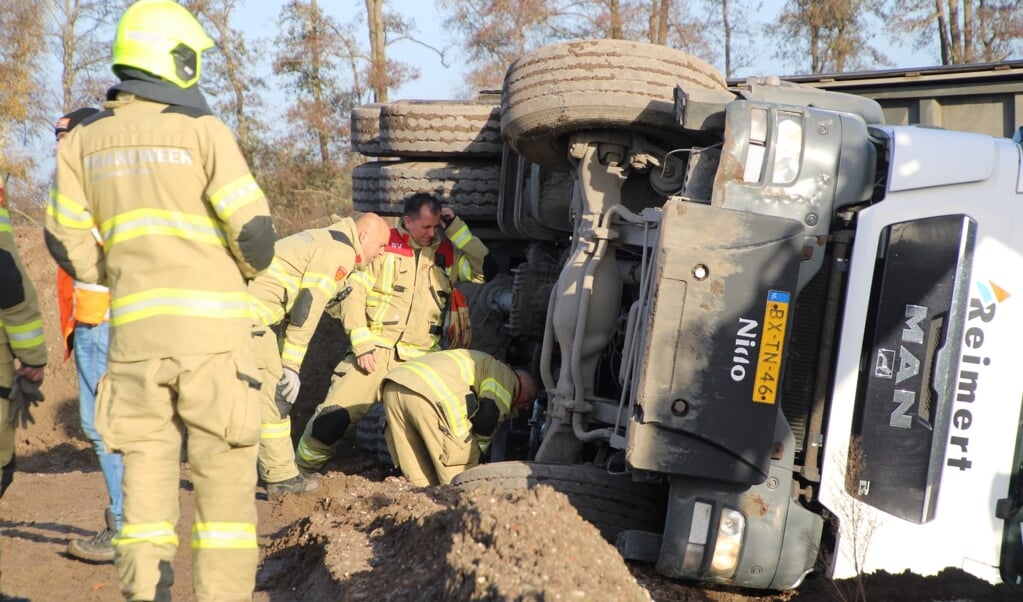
57, 266, 110, 360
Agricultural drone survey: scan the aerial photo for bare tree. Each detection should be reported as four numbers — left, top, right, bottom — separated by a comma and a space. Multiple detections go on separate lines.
44, 0, 126, 115
1, 0, 47, 194
886, 0, 1023, 65
184, 0, 269, 163
771, 0, 889, 74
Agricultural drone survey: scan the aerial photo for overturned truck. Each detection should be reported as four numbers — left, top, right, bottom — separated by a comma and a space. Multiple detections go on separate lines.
349, 40, 1023, 591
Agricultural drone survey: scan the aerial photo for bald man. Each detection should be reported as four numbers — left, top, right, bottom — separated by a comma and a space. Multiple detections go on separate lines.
249, 212, 389, 498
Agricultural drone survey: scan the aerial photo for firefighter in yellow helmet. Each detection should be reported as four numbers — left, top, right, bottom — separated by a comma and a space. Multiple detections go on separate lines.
0, 180, 48, 596
381, 349, 538, 486
295, 193, 489, 474
44, 1, 276, 600
250, 212, 389, 499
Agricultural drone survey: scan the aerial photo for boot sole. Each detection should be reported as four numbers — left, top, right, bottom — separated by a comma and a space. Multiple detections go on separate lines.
66, 540, 114, 563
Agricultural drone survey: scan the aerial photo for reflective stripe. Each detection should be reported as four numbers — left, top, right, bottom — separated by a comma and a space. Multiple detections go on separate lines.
350, 327, 373, 348
209, 174, 262, 221
267, 260, 300, 307
261, 417, 292, 439
296, 438, 331, 464
5, 319, 45, 350
0, 207, 11, 232
191, 521, 257, 550
349, 271, 374, 289
47, 189, 95, 229
100, 208, 227, 247
456, 255, 472, 281
301, 271, 336, 298
280, 340, 305, 366
449, 224, 472, 249
252, 300, 282, 326
479, 376, 512, 411
396, 340, 435, 359
401, 362, 470, 438
111, 288, 254, 327
114, 521, 178, 547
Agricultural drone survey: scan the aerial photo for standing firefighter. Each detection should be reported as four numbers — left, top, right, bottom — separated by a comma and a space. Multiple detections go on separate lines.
381, 349, 538, 486
295, 193, 488, 474
44, 1, 276, 600
250, 212, 389, 499
0, 181, 47, 595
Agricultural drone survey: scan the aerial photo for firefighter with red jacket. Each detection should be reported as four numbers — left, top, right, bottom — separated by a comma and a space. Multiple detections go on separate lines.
249, 212, 389, 499
296, 193, 488, 474
381, 349, 538, 486
44, 1, 275, 599
0, 180, 47, 595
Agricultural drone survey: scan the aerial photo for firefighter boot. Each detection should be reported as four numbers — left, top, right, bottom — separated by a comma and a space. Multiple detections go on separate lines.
66, 508, 117, 563
266, 473, 320, 500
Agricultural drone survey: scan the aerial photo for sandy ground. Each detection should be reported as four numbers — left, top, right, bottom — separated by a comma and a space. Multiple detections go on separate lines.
3, 224, 1021, 601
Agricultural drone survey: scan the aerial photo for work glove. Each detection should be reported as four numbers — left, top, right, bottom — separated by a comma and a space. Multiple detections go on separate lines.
442, 288, 472, 349
274, 367, 301, 418
9, 375, 45, 429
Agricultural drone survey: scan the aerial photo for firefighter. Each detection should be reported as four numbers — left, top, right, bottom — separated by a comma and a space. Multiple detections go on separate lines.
0, 181, 47, 594
381, 349, 538, 486
53, 107, 124, 564
44, 1, 276, 600
295, 193, 489, 474
250, 212, 389, 499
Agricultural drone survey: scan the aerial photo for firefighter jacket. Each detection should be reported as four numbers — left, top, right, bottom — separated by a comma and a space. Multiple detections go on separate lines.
44, 86, 276, 362
340, 217, 487, 360
384, 349, 517, 453
57, 264, 110, 360
0, 202, 48, 388
248, 216, 365, 372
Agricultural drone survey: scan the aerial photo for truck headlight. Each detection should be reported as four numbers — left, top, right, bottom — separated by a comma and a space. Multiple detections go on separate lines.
771, 111, 803, 185
708, 508, 746, 579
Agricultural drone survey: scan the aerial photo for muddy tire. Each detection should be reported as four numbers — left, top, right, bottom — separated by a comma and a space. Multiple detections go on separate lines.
376, 100, 502, 158
351, 104, 384, 156
501, 39, 729, 171
451, 461, 667, 541
351, 160, 501, 218
354, 403, 393, 469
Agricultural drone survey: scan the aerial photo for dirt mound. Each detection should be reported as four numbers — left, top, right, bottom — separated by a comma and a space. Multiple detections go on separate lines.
259, 464, 649, 601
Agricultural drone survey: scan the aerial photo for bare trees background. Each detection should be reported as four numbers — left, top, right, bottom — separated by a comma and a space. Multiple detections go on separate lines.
2, 0, 1021, 232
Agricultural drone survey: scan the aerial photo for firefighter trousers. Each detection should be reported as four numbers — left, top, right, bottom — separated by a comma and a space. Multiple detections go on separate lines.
381, 380, 481, 486
295, 347, 400, 472
252, 330, 298, 484
95, 347, 262, 602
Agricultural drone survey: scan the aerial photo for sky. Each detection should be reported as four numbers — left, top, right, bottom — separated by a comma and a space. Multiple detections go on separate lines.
234, 1, 939, 102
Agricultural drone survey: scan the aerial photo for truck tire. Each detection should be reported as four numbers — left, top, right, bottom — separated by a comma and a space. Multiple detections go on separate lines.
354, 402, 394, 470
351, 160, 501, 218
501, 39, 728, 172
351, 104, 383, 156
450, 461, 667, 541
377, 100, 502, 158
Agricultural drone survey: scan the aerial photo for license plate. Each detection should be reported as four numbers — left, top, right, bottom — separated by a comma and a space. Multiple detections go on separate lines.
753, 290, 790, 404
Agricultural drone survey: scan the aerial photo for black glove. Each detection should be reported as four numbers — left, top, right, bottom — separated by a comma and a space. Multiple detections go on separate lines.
9, 375, 45, 428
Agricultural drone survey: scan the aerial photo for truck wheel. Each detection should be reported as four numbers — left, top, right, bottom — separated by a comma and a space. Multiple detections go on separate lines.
377, 100, 503, 158
354, 403, 394, 470
352, 160, 501, 218
450, 461, 667, 541
501, 39, 729, 172
351, 104, 383, 156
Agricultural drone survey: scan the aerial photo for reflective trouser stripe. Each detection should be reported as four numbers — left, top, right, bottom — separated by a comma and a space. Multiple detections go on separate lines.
192, 522, 258, 550
261, 418, 291, 439
296, 437, 331, 465
113, 521, 179, 547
